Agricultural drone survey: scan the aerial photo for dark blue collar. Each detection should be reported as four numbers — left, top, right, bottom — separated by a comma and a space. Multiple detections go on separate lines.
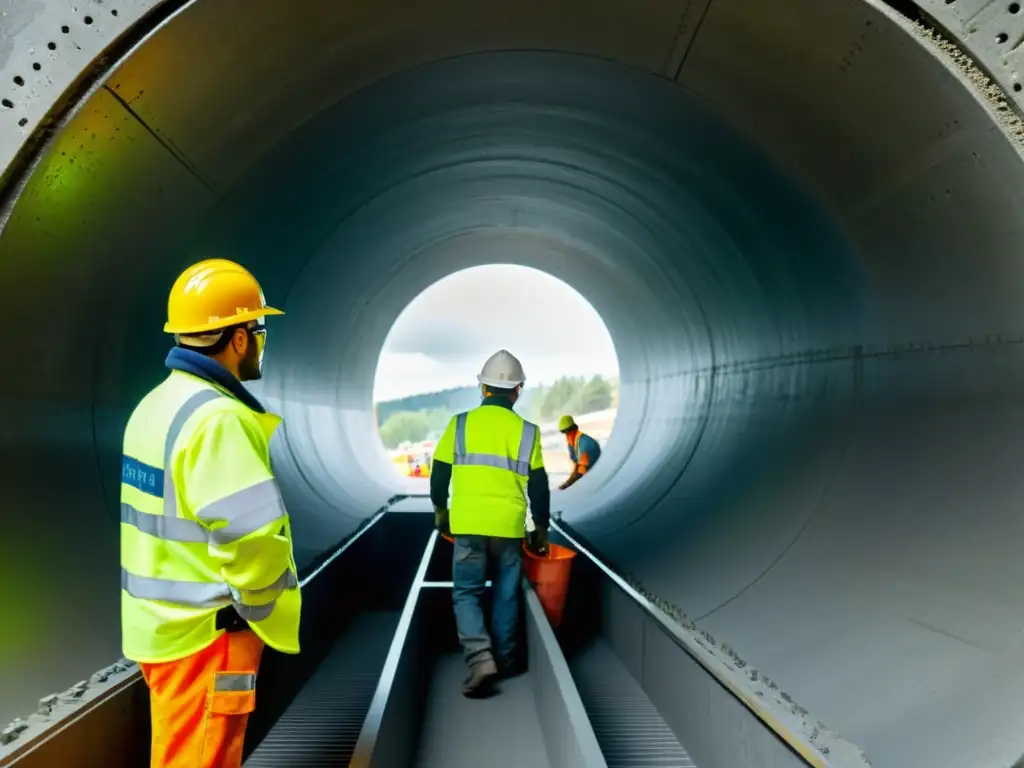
166, 347, 266, 414
482, 395, 515, 411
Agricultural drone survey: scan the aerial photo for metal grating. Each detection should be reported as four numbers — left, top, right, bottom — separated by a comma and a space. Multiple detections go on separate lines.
571, 640, 695, 768
245, 612, 399, 767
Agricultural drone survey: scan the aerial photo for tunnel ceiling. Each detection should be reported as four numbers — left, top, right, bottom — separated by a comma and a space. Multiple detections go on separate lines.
5, 1, 1024, 767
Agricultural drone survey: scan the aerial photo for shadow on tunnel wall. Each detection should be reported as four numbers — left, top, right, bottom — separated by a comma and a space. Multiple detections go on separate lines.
187, 50, 869, 567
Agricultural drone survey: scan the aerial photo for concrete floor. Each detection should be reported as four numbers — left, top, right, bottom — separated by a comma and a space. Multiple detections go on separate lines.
413, 653, 551, 768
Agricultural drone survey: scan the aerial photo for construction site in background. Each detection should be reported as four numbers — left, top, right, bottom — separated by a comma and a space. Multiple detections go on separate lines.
388, 408, 617, 487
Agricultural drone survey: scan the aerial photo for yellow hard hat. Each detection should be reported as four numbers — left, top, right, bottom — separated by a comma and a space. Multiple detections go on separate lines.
558, 415, 576, 432
164, 259, 283, 334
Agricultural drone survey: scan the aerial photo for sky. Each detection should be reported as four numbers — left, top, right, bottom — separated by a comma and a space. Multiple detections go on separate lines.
373, 265, 619, 403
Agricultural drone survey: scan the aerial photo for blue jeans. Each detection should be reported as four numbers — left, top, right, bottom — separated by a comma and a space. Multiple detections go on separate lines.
452, 535, 522, 669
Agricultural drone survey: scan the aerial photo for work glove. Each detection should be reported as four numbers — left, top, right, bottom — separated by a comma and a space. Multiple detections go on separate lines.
434, 506, 451, 535
526, 527, 549, 557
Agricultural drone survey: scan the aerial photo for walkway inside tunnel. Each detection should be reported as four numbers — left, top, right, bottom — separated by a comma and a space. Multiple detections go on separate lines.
3, 0, 1024, 766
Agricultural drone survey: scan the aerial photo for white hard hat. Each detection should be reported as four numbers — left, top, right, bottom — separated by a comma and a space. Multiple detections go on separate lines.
477, 349, 526, 389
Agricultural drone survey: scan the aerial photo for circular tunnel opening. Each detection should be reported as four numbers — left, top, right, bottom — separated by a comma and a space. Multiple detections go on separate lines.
371, 264, 620, 487
5, 1, 1024, 764
232, 48, 861, 584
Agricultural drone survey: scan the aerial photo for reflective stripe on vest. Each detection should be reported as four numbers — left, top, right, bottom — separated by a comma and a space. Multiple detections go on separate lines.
215, 673, 256, 692
121, 569, 230, 608
121, 569, 273, 621
120, 503, 208, 543
120, 480, 288, 545
198, 478, 289, 546
453, 412, 537, 477
120, 565, 297, 619
162, 390, 223, 519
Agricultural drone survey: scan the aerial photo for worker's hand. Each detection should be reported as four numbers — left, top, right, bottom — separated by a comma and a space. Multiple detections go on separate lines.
434, 506, 450, 535
526, 528, 549, 557
558, 482, 568, 491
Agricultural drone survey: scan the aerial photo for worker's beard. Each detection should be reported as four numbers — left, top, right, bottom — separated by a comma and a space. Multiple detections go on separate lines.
239, 334, 263, 382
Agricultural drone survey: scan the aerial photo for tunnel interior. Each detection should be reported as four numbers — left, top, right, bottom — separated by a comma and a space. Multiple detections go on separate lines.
4, 1, 1024, 766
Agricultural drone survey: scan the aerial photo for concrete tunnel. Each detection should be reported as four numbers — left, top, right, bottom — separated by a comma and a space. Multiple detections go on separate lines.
2, 0, 1024, 765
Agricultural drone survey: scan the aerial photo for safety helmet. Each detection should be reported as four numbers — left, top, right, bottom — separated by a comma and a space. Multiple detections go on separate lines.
164, 259, 283, 335
477, 349, 526, 389
558, 415, 576, 432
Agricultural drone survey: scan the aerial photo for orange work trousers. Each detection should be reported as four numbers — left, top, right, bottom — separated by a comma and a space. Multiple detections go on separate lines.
140, 630, 264, 768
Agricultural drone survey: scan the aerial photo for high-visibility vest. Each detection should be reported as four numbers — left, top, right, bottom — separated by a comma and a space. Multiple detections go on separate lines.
120, 370, 301, 663
568, 431, 601, 473
433, 403, 542, 538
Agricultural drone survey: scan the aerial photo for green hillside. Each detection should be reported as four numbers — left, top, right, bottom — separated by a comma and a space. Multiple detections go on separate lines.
375, 374, 618, 450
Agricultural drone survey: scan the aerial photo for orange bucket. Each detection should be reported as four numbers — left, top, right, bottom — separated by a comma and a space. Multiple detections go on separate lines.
522, 542, 576, 628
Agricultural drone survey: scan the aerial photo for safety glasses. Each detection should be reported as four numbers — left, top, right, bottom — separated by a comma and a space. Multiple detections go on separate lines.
247, 322, 267, 361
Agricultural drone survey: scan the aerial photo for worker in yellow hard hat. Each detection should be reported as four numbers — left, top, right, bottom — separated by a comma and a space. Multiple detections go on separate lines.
120, 259, 301, 768
557, 414, 602, 490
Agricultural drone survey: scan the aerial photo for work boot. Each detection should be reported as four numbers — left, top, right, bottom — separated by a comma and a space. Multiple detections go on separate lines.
462, 657, 499, 698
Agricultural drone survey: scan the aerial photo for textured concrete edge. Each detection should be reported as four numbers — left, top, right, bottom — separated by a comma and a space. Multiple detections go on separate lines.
552, 521, 873, 768
0, 661, 142, 766
912, 0, 1024, 117
348, 529, 437, 766
523, 580, 609, 768
1, 0, 1019, 213
892, 0, 1024, 153
0, 0, 191, 222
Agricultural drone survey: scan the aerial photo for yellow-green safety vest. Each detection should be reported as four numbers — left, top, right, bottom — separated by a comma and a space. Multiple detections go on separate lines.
433, 404, 543, 538
120, 369, 301, 663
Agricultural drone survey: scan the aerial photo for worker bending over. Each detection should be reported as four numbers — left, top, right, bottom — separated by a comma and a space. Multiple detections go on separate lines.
558, 414, 602, 490
120, 259, 301, 768
430, 350, 551, 697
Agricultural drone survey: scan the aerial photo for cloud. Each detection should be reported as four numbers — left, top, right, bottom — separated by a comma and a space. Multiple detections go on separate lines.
372, 352, 469, 402
374, 265, 618, 402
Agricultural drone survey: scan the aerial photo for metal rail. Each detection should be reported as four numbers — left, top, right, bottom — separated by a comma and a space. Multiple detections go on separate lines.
522, 580, 608, 768
348, 528, 607, 768
552, 520, 872, 768
349, 530, 438, 768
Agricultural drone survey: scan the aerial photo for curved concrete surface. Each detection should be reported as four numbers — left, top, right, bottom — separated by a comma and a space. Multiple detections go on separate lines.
2, 1, 1024, 766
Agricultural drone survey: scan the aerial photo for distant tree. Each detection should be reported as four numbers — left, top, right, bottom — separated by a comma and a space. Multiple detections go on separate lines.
375, 374, 619, 438
424, 408, 452, 436
375, 386, 480, 428
540, 376, 583, 420
519, 383, 549, 423
576, 375, 613, 414
378, 411, 430, 449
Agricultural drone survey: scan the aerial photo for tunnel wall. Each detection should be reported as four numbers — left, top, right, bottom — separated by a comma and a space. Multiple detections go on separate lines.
211, 50, 862, 562
3, 2, 1024, 767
